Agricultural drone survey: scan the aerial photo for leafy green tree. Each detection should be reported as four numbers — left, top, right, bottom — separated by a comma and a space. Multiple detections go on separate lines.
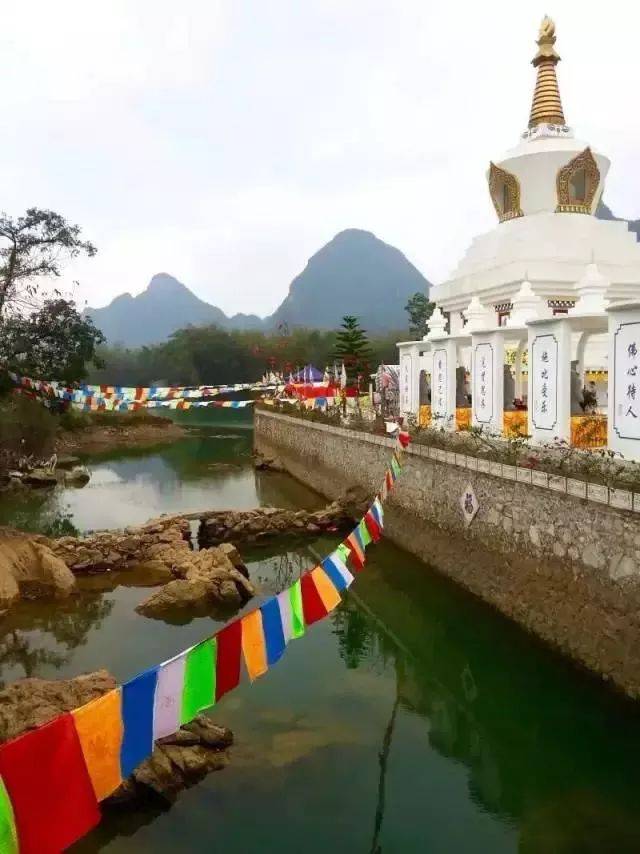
0, 298, 105, 382
331, 315, 373, 383
0, 208, 96, 318
404, 292, 434, 338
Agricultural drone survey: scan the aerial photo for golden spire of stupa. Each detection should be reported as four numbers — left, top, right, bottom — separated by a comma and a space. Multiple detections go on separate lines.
528, 16, 566, 128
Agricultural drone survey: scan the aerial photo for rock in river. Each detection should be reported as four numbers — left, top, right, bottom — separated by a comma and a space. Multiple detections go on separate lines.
0, 669, 233, 804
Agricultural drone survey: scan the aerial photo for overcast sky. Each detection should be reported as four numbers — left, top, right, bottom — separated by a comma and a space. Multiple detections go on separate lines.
2, 1, 639, 317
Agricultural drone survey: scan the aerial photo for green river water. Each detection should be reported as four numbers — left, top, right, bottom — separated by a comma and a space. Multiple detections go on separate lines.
1, 413, 640, 853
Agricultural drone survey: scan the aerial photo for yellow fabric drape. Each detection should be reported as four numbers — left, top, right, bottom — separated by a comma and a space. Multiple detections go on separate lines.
241, 610, 268, 681
418, 405, 431, 427
503, 410, 528, 438
571, 415, 607, 449
455, 408, 471, 431
71, 689, 123, 801
310, 567, 342, 613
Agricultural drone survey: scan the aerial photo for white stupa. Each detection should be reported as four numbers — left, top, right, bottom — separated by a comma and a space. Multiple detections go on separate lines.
432, 16, 640, 331
399, 17, 640, 420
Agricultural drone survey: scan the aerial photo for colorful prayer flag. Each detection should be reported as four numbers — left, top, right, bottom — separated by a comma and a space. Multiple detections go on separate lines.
300, 571, 328, 625
121, 667, 158, 777
345, 532, 365, 570
216, 619, 242, 701
364, 510, 382, 542
154, 650, 188, 740
321, 552, 354, 592
289, 579, 306, 639
336, 542, 351, 564
310, 567, 342, 613
181, 639, 217, 724
72, 688, 123, 801
261, 598, 286, 666
0, 713, 100, 853
357, 518, 373, 548
398, 430, 411, 448
242, 609, 268, 681
0, 777, 17, 854
372, 497, 384, 527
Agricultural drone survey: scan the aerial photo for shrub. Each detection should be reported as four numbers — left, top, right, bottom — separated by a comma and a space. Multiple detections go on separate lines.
0, 394, 58, 458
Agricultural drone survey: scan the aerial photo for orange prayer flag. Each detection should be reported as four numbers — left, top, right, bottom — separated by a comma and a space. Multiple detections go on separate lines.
345, 533, 365, 571
71, 688, 123, 801
310, 567, 342, 613
241, 609, 268, 681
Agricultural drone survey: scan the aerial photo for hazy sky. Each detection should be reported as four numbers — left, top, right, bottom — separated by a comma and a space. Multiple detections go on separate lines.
2, 1, 639, 316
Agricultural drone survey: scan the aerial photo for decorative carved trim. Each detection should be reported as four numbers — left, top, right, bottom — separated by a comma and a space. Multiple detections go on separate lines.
488, 162, 524, 223
556, 147, 600, 214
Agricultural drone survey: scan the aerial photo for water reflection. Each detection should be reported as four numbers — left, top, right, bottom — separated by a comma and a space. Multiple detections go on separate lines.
0, 594, 114, 686
0, 422, 324, 533
342, 557, 640, 853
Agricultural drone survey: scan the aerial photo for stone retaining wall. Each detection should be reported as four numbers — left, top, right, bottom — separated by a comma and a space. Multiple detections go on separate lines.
255, 410, 640, 698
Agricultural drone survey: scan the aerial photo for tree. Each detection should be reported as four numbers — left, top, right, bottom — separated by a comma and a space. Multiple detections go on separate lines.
0, 298, 105, 383
0, 207, 96, 319
332, 315, 373, 383
405, 292, 435, 338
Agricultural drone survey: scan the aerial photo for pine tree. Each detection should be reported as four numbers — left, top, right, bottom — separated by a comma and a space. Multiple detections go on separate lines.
332, 315, 373, 384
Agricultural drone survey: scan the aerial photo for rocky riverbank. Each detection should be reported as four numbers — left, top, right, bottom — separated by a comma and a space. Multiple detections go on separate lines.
55, 419, 186, 455
198, 502, 350, 547
0, 501, 351, 614
0, 669, 233, 804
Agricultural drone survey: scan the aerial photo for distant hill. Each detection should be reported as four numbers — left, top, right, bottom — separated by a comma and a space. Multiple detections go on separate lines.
266, 229, 430, 332
85, 273, 262, 347
86, 230, 431, 346
596, 201, 640, 240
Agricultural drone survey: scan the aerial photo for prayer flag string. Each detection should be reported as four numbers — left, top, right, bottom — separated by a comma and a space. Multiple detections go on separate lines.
0, 430, 408, 852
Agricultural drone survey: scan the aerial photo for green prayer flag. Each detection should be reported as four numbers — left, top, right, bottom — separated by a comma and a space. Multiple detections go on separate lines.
0, 777, 18, 854
336, 543, 350, 563
181, 638, 216, 724
358, 518, 372, 547
391, 456, 401, 476
289, 580, 305, 639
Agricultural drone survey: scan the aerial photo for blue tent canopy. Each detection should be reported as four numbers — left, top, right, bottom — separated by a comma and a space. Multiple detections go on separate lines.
292, 364, 324, 382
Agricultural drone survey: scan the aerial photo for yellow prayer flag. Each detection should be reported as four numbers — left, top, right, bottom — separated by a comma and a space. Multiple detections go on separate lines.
72, 688, 124, 801
241, 610, 268, 681
311, 567, 342, 613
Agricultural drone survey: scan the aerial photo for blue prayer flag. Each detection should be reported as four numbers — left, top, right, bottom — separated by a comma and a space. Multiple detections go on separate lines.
321, 556, 348, 592
260, 598, 286, 666
120, 666, 158, 777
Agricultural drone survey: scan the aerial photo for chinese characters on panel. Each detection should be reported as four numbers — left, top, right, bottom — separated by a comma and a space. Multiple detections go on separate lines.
433, 349, 447, 419
532, 334, 558, 430
400, 354, 412, 413
614, 323, 640, 440
473, 343, 493, 424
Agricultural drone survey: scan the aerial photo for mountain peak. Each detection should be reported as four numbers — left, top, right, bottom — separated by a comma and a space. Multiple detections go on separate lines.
86, 229, 432, 345
147, 273, 189, 295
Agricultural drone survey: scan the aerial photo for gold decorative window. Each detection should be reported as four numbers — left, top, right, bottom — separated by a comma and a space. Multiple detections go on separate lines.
556, 147, 600, 214
488, 162, 523, 222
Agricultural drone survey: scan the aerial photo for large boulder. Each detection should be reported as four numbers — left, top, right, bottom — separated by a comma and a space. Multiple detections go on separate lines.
0, 529, 76, 609
135, 544, 255, 621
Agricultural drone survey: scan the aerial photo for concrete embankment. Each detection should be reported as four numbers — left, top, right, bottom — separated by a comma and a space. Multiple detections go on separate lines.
254, 409, 640, 699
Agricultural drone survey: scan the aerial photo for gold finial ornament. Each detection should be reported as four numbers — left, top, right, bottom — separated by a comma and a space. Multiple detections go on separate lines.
528, 16, 566, 129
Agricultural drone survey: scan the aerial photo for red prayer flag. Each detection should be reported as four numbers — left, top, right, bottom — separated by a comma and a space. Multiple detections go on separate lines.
300, 572, 328, 625
216, 619, 242, 701
364, 510, 382, 542
0, 713, 100, 853
398, 431, 411, 448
